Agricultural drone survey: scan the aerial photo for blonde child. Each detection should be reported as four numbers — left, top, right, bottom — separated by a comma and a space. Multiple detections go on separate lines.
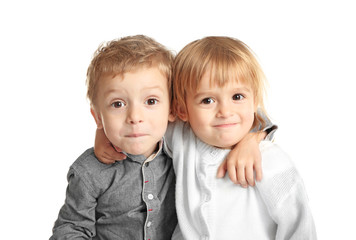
50, 35, 177, 239
169, 36, 316, 239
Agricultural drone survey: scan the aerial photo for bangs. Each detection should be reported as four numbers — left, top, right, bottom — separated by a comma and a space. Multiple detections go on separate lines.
189, 44, 258, 93
94, 52, 163, 77
204, 56, 254, 90
90, 56, 171, 103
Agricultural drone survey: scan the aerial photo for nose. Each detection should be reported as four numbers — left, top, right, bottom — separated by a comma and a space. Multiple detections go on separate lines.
126, 105, 144, 124
216, 101, 233, 118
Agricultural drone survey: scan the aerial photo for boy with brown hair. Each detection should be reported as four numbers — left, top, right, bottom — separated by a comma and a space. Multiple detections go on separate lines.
50, 35, 177, 239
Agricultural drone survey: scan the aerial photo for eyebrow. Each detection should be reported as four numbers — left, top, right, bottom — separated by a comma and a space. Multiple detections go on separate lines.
104, 85, 165, 96
194, 87, 252, 98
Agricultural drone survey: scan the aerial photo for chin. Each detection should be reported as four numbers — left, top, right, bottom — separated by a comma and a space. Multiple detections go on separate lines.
209, 141, 233, 149
215, 145, 234, 149
214, 139, 240, 149
126, 148, 146, 156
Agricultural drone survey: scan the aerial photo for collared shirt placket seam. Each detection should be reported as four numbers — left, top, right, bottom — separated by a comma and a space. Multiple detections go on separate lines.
142, 158, 156, 240
141, 141, 163, 240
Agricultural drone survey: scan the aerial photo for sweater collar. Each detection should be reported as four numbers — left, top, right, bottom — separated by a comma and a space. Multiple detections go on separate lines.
195, 133, 230, 166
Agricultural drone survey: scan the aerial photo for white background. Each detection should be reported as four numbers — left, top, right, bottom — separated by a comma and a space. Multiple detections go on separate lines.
1, 0, 355, 239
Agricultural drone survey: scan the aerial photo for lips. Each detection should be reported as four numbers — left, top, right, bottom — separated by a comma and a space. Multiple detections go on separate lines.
125, 133, 147, 137
213, 123, 238, 128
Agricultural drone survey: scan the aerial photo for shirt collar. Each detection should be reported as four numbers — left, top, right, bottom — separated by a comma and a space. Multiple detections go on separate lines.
123, 139, 164, 164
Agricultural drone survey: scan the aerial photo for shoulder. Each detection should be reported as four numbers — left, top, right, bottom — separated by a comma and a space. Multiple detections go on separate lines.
165, 121, 195, 153
69, 148, 121, 184
166, 120, 190, 138
258, 141, 302, 194
71, 148, 107, 173
68, 148, 131, 194
257, 141, 304, 207
259, 141, 295, 175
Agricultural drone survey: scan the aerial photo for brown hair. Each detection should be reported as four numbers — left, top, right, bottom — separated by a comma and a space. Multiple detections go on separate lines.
86, 35, 174, 106
173, 36, 268, 129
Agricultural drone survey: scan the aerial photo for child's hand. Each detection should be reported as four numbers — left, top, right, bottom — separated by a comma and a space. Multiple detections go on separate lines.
216, 131, 266, 187
94, 128, 126, 164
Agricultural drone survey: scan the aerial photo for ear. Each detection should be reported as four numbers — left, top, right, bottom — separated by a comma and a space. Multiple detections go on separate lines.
252, 96, 258, 112
177, 105, 188, 122
168, 112, 176, 122
254, 103, 258, 112
90, 107, 103, 129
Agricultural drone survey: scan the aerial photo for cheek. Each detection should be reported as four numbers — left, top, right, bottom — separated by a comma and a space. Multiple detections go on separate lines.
193, 113, 206, 126
101, 113, 124, 134
149, 105, 170, 128
187, 104, 204, 124
189, 111, 208, 134
243, 107, 256, 126
156, 104, 170, 121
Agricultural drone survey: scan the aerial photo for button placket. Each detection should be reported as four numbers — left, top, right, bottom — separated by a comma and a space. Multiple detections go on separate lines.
142, 160, 157, 240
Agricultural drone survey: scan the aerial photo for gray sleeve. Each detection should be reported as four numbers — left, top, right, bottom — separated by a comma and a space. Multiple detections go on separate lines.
262, 123, 278, 142
252, 108, 278, 141
50, 167, 97, 240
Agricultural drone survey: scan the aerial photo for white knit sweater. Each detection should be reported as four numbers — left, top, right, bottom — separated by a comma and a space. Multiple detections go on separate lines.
165, 121, 316, 240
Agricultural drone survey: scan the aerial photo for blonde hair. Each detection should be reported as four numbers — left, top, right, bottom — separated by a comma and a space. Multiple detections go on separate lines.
86, 35, 174, 106
173, 36, 268, 129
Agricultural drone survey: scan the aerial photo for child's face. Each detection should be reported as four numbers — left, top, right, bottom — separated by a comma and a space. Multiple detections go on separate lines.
91, 67, 172, 157
182, 71, 256, 149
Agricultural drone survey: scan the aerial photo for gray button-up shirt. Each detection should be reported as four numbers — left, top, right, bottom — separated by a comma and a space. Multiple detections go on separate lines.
50, 144, 177, 240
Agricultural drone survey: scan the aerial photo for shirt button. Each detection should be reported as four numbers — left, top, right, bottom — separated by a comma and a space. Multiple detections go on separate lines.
148, 194, 154, 200
147, 221, 152, 227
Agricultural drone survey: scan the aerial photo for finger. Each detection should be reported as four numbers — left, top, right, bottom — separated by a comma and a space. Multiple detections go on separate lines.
103, 151, 115, 160
113, 145, 123, 153
104, 151, 126, 162
100, 154, 116, 164
254, 162, 263, 182
109, 151, 127, 161
245, 164, 255, 186
227, 161, 238, 184
94, 151, 115, 164
217, 160, 227, 178
115, 152, 127, 160
237, 166, 247, 188
107, 146, 127, 161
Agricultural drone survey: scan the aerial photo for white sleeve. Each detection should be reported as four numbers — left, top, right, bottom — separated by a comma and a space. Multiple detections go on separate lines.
171, 224, 185, 240
163, 122, 176, 158
257, 142, 317, 239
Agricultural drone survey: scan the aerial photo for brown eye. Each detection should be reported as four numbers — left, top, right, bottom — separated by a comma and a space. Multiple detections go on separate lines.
146, 98, 158, 105
201, 98, 214, 104
111, 101, 125, 108
232, 94, 244, 101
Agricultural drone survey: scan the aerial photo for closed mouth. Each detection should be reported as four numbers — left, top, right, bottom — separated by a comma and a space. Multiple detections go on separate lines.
213, 123, 237, 128
125, 133, 147, 137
